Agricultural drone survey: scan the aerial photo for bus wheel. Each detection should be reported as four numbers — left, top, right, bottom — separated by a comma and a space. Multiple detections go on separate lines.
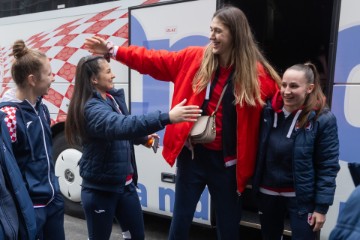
53, 131, 84, 218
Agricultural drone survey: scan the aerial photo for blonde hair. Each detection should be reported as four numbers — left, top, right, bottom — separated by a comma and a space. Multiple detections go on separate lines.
192, 6, 280, 106
11, 40, 47, 88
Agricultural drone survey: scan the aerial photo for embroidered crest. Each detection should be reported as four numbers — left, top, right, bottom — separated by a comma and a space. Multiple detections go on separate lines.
0, 106, 17, 142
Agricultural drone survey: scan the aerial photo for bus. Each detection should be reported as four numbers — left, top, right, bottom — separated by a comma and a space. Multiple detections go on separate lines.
0, 0, 359, 239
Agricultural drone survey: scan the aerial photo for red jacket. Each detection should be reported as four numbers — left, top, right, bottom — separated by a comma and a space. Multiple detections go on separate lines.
115, 46, 278, 192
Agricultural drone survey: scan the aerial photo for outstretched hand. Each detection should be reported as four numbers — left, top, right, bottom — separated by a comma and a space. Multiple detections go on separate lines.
169, 99, 202, 123
84, 36, 108, 55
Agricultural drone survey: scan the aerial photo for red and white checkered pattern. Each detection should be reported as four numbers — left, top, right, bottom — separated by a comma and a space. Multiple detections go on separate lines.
0, 106, 17, 142
0, 0, 160, 126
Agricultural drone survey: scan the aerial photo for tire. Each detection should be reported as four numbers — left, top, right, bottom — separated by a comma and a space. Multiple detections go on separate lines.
53, 131, 85, 219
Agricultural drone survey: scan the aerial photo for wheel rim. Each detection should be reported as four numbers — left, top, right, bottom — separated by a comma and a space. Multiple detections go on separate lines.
55, 148, 82, 202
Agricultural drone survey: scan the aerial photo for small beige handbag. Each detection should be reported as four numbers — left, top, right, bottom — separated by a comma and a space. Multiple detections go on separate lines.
190, 84, 228, 144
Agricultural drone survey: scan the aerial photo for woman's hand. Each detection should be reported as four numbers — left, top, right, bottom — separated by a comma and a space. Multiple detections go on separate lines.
148, 133, 159, 140
144, 134, 159, 148
84, 36, 108, 55
309, 212, 326, 232
169, 99, 202, 123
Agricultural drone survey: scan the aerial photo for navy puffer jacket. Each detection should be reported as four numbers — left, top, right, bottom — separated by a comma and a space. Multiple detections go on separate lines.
80, 88, 170, 192
329, 186, 360, 240
253, 99, 340, 214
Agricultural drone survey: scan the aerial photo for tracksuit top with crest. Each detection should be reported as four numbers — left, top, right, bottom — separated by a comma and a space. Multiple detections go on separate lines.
0, 110, 37, 239
253, 91, 340, 214
0, 88, 60, 208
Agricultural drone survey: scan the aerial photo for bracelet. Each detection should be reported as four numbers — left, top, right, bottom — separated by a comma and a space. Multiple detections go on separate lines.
104, 41, 114, 62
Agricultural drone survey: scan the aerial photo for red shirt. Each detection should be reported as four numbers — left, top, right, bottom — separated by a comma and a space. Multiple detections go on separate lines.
203, 66, 233, 150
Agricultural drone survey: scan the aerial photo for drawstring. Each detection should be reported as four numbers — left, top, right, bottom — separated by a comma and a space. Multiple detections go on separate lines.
273, 112, 278, 128
287, 110, 302, 138
273, 109, 302, 138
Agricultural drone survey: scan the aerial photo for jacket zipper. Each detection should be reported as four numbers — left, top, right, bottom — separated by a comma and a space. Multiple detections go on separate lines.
28, 101, 55, 204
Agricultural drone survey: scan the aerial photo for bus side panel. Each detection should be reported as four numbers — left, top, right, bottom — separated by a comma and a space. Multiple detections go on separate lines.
0, 0, 157, 118
129, 0, 216, 225
0, 0, 170, 214
327, 0, 360, 239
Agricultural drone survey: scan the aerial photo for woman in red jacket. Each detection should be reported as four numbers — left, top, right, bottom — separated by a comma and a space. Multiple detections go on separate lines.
85, 5, 280, 239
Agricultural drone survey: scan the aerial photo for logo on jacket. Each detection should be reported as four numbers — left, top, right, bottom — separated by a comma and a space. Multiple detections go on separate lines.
26, 121, 33, 128
94, 209, 106, 214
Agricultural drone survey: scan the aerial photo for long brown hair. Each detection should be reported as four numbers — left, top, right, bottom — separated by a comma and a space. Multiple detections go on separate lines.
286, 62, 326, 128
192, 5, 280, 106
11, 40, 47, 89
65, 55, 105, 146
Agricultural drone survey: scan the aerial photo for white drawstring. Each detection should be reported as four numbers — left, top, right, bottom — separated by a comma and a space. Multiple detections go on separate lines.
287, 110, 302, 138
273, 112, 278, 128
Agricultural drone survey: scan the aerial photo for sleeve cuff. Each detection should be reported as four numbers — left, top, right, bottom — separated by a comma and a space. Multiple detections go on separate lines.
113, 46, 119, 57
314, 204, 329, 214
104, 41, 116, 62
159, 113, 171, 126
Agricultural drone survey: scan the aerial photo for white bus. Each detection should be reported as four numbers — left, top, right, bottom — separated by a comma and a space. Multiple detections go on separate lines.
0, 0, 359, 239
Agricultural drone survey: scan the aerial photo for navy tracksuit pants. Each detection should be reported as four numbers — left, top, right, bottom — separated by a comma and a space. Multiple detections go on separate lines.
34, 192, 65, 240
169, 145, 242, 240
258, 192, 317, 240
81, 183, 144, 240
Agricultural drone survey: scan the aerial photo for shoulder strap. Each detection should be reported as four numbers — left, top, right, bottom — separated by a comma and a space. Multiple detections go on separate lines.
212, 84, 228, 116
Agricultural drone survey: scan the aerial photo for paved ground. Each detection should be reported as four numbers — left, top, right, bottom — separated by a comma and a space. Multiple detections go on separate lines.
64, 214, 122, 240
64, 213, 289, 239
64, 214, 217, 240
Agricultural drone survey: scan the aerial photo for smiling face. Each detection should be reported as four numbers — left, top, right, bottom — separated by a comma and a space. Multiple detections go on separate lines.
281, 69, 314, 113
34, 57, 54, 96
92, 59, 115, 98
209, 17, 233, 66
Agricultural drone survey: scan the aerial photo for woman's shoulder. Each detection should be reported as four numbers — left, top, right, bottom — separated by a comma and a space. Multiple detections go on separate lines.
317, 108, 336, 121
85, 96, 103, 107
180, 46, 205, 57
257, 64, 279, 99
315, 109, 337, 130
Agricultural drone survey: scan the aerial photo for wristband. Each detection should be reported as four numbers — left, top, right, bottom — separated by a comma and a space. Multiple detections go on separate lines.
104, 41, 114, 62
